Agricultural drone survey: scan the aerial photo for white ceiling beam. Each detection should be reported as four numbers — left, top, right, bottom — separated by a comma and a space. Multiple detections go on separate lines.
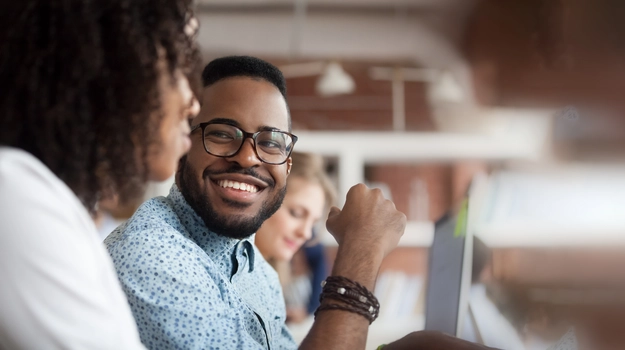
197, 0, 463, 9
197, 12, 460, 67
291, 131, 545, 163
196, 11, 476, 103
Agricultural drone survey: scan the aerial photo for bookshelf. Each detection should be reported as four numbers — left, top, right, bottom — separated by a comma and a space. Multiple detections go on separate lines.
286, 129, 546, 346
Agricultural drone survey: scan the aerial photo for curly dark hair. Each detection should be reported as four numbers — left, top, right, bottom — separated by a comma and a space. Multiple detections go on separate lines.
0, 0, 200, 211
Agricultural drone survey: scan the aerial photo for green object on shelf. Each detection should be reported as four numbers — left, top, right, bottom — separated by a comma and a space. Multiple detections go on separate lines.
454, 198, 468, 238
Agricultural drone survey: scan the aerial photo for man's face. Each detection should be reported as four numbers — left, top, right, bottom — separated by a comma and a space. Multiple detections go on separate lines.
178, 77, 291, 239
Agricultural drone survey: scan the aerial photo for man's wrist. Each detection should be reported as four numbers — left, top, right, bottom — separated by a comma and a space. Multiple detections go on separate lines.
337, 238, 386, 266
331, 242, 385, 290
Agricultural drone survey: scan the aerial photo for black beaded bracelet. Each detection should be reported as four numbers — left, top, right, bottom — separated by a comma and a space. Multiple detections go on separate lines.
314, 276, 380, 324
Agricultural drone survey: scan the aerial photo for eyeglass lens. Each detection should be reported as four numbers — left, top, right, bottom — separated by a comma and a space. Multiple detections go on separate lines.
202, 123, 293, 164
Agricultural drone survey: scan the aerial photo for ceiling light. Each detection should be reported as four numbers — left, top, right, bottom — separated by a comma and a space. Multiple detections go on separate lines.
316, 62, 355, 97
428, 71, 465, 104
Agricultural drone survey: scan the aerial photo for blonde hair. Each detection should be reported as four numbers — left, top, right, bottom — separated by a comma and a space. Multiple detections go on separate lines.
270, 152, 337, 286
288, 152, 336, 209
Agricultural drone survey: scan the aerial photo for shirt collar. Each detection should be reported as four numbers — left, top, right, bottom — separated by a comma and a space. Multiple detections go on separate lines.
168, 184, 256, 272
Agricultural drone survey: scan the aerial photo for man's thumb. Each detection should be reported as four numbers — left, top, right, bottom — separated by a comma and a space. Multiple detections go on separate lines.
325, 206, 342, 235
328, 206, 341, 219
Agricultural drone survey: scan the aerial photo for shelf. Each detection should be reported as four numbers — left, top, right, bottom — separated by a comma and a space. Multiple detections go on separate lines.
319, 221, 434, 247
471, 168, 625, 248
292, 131, 543, 163
291, 130, 546, 207
477, 226, 625, 248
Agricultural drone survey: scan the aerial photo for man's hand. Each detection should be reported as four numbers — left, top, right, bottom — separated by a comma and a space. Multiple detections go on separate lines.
326, 184, 406, 260
300, 184, 406, 350
384, 331, 501, 350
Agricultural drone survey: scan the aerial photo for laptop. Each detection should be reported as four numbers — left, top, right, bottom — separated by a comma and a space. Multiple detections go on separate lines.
424, 198, 474, 337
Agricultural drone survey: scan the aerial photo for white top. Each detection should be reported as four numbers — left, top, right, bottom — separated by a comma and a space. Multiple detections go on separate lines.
97, 212, 125, 241
0, 148, 145, 349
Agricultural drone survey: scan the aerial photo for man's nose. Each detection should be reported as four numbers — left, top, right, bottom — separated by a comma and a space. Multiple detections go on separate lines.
227, 139, 262, 168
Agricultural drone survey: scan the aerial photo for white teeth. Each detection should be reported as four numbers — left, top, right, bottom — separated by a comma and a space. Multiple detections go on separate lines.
217, 180, 259, 193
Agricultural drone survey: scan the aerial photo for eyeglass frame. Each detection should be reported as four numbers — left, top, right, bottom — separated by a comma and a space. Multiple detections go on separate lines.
190, 121, 298, 165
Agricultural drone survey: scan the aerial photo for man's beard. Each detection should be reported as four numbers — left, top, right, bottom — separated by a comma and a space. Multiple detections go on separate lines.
177, 156, 286, 239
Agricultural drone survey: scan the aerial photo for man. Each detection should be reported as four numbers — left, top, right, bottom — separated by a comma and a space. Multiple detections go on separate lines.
106, 56, 493, 350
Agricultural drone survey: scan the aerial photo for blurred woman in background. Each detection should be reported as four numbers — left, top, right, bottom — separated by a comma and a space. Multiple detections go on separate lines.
254, 152, 336, 323
0, 0, 200, 348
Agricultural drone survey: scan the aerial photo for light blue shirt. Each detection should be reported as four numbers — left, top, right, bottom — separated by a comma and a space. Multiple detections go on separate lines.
105, 185, 297, 350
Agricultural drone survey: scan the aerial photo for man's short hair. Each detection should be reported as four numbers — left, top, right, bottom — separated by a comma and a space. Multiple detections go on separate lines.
202, 56, 287, 98
201, 56, 290, 129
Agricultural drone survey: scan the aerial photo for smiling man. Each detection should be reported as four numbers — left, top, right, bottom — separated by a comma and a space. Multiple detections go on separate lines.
105, 56, 490, 350
105, 56, 303, 349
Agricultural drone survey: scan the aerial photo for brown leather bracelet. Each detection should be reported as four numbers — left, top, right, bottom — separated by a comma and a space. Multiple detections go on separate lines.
314, 276, 380, 324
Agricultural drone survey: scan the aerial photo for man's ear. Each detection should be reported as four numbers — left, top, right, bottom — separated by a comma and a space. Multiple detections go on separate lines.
286, 157, 293, 176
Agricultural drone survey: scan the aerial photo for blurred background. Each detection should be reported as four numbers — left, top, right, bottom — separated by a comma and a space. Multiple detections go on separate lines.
101, 0, 625, 349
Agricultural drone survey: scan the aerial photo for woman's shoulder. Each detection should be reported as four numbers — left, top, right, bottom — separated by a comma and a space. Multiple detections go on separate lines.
0, 147, 81, 202
0, 147, 92, 232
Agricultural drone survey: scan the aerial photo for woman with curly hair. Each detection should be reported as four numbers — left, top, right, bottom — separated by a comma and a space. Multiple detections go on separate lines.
0, 0, 200, 348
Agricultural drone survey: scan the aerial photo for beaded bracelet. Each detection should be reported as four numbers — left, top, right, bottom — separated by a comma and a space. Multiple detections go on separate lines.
314, 276, 380, 324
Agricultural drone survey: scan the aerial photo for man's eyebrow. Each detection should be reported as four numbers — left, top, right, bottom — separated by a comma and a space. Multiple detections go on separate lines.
207, 118, 286, 133
258, 125, 284, 132
208, 118, 240, 127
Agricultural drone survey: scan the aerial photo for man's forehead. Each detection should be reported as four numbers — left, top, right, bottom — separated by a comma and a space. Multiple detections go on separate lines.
196, 77, 289, 131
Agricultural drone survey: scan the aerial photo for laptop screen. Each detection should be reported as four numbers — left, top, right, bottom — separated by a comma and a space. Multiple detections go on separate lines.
424, 199, 472, 336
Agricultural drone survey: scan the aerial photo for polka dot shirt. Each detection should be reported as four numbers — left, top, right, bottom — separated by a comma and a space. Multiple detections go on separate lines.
105, 185, 297, 350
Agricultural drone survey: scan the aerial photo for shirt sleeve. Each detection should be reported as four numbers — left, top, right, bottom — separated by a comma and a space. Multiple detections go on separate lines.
106, 227, 271, 350
0, 152, 145, 350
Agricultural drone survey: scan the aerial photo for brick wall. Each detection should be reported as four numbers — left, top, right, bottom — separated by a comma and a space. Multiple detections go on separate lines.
278, 61, 435, 131
365, 161, 488, 222
366, 163, 453, 222
271, 58, 490, 282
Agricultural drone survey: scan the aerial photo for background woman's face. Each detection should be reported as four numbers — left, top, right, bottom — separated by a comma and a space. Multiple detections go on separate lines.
255, 177, 326, 262
147, 68, 199, 182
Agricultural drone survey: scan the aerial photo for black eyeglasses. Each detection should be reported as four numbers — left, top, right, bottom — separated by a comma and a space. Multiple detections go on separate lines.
190, 122, 298, 165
